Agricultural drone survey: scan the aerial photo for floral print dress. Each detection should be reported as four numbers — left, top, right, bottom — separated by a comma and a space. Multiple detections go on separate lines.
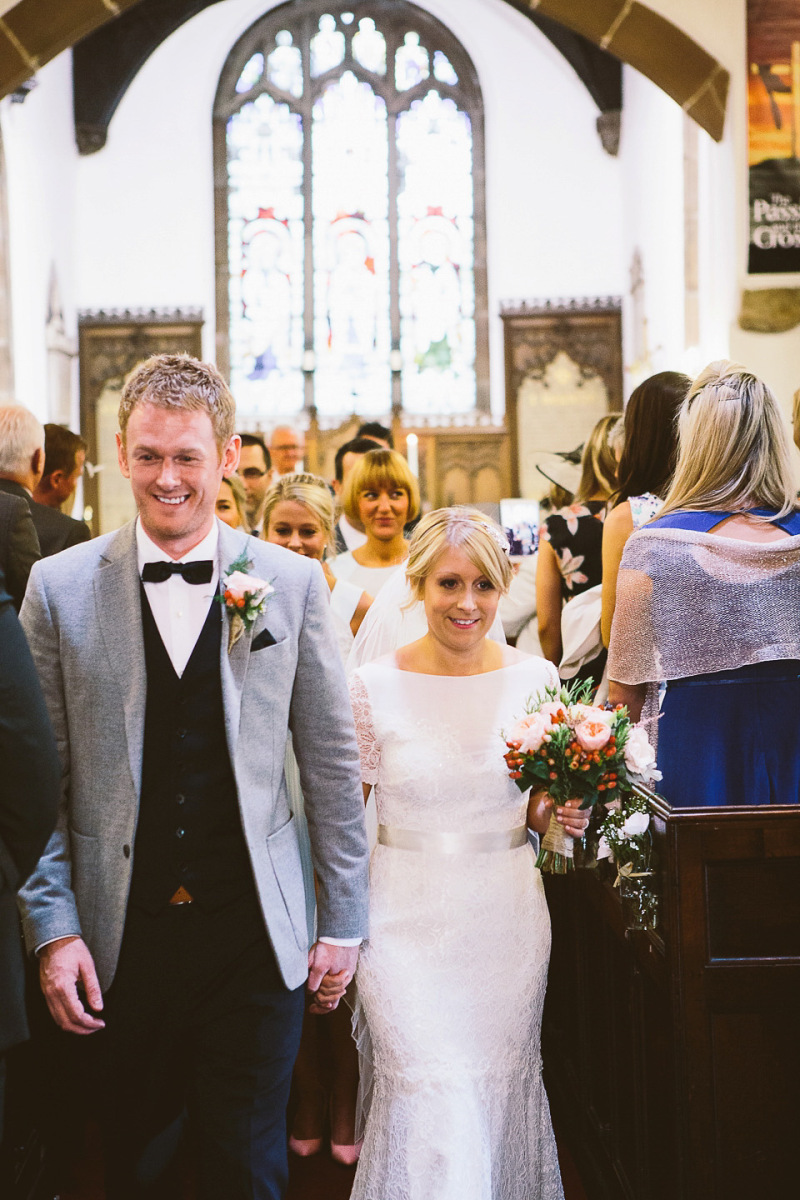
540, 501, 607, 600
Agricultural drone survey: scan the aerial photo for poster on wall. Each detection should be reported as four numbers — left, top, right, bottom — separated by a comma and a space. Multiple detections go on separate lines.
748, 0, 800, 273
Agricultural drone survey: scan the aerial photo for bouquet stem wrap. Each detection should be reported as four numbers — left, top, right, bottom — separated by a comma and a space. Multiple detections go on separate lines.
536, 811, 575, 874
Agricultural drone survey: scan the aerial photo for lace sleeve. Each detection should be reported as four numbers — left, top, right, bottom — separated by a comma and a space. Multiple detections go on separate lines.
348, 671, 381, 784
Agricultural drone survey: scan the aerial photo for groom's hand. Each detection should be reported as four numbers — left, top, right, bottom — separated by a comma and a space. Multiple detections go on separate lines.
307, 942, 359, 1014
39, 936, 106, 1035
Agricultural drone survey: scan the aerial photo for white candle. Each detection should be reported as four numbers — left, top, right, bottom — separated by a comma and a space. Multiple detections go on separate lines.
406, 432, 419, 477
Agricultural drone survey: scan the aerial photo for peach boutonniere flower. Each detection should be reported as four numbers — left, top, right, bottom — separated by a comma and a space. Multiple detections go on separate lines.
217, 552, 275, 652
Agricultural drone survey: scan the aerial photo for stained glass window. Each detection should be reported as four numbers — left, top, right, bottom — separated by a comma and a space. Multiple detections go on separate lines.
397, 91, 475, 416
216, 2, 487, 426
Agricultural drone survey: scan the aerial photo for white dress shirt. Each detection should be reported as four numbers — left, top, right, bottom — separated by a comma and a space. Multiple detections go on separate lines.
136, 519, 220, 677
337, 514, 367, 551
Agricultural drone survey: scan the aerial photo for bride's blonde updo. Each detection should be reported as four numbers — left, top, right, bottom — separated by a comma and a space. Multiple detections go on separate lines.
405, 507, 513, 603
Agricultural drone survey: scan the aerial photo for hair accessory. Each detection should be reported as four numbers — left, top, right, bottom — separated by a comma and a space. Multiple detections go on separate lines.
711, 383, 738, 402
483, 520, 511, 557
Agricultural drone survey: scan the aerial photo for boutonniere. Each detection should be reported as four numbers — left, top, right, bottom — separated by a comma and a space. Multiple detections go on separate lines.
217, 551, 275, 652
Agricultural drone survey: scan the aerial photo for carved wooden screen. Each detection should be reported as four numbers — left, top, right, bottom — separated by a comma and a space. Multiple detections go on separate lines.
78, 309, 204, 537
502, 299, 623, 498
213, 0, 488, 430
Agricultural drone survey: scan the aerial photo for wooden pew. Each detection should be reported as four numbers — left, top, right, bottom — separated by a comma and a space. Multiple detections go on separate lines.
543, 796, 800, 1200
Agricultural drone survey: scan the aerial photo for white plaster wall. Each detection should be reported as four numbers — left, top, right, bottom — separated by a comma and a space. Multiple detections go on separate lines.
0, 52, 79, 421
616, 65, 686, 391
0, 0, 767, 425
71, 0, 626, 419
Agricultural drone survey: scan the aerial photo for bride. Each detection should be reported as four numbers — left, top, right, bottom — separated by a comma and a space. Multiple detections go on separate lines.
348, 508, 589, 1200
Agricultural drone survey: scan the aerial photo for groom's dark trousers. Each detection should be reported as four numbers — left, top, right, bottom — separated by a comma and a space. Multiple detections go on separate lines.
84, 594, 304, 1199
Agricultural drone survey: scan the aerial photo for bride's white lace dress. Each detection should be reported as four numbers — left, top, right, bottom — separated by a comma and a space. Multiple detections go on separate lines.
348, 656, 564, 1200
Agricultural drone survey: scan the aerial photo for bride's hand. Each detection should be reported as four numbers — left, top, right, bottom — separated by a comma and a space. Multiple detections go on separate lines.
527, 791, 590, 838
556, 798, 591, 839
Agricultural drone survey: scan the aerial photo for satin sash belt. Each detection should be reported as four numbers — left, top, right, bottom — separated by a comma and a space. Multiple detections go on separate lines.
377, 824, 528, 853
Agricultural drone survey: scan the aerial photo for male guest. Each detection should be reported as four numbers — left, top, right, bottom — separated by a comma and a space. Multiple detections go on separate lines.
19, 355, 369, 1199
331, 435, 385, 555
269, 424, 305, 477
33, 424, 88, 516
0, 407, 91, 557
0, 491, 40, 610
355, 420, 393, 449
237, 432, 273, 534
0, 571, 59, 1146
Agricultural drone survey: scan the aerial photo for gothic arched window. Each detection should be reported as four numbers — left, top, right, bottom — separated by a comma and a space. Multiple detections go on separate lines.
214, 1, 488, 427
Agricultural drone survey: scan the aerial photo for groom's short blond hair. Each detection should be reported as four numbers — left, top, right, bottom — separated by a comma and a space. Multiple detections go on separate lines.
118, 354, 236, 453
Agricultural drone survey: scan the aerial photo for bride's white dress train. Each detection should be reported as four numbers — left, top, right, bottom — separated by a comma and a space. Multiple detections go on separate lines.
349, 657, 565, 1200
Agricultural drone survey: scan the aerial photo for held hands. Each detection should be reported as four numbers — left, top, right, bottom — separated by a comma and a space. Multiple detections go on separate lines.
38, 936, 105, 1035
307, 941, 359, 1015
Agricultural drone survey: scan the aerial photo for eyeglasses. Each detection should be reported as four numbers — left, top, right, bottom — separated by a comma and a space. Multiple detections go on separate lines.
240, 468, 268, 480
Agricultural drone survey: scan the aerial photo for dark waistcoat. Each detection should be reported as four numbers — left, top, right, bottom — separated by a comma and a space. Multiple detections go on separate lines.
128, 589, 254, 914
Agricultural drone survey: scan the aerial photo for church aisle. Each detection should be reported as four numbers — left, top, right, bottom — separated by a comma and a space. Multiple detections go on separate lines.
61, 1123, 589, 1198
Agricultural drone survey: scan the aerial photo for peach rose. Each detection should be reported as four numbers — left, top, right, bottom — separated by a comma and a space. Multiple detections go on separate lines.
539, 700, 568, 724
224, 570, 273, 605
574, 719, 612, 752
569, 704, 614, 727
508, 711, 551, 755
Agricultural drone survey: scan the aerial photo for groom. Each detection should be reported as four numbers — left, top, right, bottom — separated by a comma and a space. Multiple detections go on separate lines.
18, 354, 369, 1198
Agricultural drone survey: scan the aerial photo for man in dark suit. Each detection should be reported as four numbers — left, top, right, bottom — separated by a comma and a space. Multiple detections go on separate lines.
0, 491, 40, 610
33, 424, 91, 541
0, 406, 91, 558
0, 570, 60, 1143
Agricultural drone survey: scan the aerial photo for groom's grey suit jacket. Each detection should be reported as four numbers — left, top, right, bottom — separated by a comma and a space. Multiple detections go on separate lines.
17, 519, 369, 991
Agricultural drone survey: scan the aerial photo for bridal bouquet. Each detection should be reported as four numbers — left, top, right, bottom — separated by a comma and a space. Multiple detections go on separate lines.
504, 680, 660, 874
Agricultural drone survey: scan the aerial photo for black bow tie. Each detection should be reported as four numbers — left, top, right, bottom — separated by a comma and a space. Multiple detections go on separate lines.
141, 560, 214, 585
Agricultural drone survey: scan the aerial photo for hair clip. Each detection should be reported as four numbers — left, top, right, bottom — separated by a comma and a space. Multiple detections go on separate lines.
483, 521, 511, 557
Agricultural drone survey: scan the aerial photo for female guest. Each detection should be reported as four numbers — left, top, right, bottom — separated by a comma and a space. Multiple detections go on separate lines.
600, 371, 690, 646
331, 448, 420, 595
349, 509, 589, 1199
261, 471, 368, 1163
608, 361, 800, 807
263, 473, 371, 653
536, 414, 618, 675
214, 473, 247, 529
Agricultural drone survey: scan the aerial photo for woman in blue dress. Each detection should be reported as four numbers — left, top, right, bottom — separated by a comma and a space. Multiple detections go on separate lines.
607, 360, 800, 808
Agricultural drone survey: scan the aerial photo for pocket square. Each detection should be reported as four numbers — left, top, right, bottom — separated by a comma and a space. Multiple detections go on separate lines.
251, 628, 277, 652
